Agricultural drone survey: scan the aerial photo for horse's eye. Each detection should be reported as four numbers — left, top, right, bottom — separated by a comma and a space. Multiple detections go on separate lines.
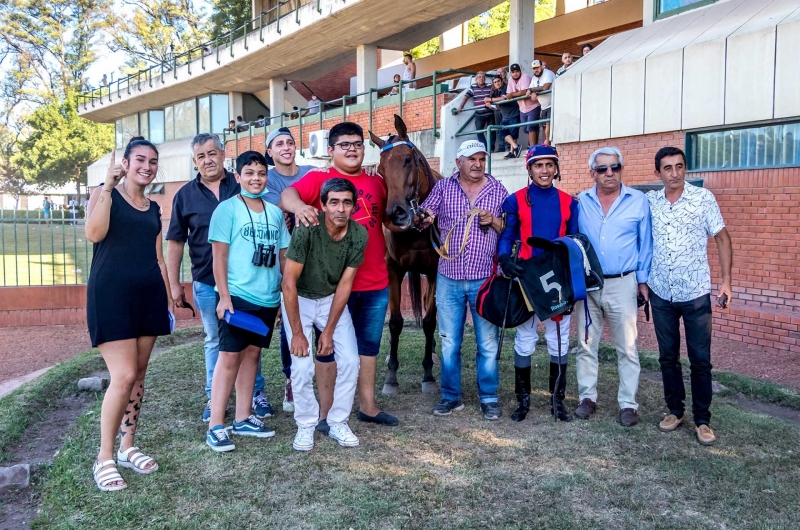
404, 156, 412, 166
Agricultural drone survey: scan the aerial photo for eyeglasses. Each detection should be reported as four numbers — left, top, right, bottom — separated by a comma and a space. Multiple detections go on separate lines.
333, 141, 364, 151
593, 163, 622, 174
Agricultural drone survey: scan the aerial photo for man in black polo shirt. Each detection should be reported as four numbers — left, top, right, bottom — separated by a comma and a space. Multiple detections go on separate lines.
166, 133, 270, 422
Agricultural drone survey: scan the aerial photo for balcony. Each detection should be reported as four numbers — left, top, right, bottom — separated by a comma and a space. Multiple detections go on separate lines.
78, 0, 503, 122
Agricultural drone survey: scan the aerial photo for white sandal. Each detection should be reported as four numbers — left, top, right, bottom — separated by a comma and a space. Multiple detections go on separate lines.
92, 460, 127, 492
117, 446, 159, 475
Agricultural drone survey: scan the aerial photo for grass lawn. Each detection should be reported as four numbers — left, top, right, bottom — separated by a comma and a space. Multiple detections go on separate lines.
24, 328, 800, 529
0, 221, 191, 286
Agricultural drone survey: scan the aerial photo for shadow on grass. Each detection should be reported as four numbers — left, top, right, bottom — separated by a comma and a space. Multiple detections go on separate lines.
25, 328, 800, 529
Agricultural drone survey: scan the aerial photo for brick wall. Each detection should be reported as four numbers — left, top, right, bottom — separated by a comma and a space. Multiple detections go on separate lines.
226, 92, 456, 158
0, 283, 198, 328
558, 133, 800, 353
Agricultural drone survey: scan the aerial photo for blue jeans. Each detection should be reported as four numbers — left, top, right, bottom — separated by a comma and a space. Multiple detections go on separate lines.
194, 281, 264, 398
347, 288, 389, 356
435, 275, 499, 403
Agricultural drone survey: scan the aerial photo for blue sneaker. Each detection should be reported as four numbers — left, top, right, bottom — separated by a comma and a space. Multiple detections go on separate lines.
206, 425, 235, 452
231, 415, 275, 438
202, 400, 211, 423
252, 392, 274, 419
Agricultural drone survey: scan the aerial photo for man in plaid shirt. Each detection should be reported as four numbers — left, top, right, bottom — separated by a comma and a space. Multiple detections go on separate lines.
420, 140, 508, 420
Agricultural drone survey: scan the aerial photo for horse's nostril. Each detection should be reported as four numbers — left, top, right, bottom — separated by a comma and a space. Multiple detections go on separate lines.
393, 206, 408, 219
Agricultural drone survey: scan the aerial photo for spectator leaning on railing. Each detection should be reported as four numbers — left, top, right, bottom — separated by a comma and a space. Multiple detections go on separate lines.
528, 60, 556, 146
455, 71, 495, 151
486, 76, 522, 158
505, 63, 539, 149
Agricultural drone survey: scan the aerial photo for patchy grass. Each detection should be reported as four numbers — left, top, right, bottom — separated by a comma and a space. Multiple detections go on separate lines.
27, 328, 800, 529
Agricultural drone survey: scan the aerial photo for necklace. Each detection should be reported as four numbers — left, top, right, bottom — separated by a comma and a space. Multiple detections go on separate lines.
121, 182, 151, 210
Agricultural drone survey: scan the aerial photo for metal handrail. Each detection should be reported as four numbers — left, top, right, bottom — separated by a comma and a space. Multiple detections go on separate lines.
455, 117, 552, 174
77, 0, 311, 109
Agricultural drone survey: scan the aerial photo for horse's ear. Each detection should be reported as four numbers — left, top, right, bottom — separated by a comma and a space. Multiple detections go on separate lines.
369, 130, 385, 149
394, 114, 408, 139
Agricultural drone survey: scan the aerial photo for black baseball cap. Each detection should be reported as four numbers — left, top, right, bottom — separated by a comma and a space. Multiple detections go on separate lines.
509, 63, 521, 72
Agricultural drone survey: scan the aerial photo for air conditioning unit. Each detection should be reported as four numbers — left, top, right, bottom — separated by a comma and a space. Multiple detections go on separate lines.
308, 130, 330, 159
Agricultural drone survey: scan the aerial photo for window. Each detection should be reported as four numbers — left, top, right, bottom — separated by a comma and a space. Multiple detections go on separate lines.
655, 0, 715, 19
164, 106, 174, 141
687, 121, 800, 171
120, 114, 139, 146
139, 112, 149, 142
173, 99, 197, 139
198, 96, 211, 134
211, 94, 229, 134
149, 110, 165, 144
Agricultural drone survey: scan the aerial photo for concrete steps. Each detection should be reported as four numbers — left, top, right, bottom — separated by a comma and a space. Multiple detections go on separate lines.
489, 153, 529, 193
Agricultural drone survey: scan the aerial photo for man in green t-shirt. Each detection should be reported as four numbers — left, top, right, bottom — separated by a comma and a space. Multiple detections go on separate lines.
281, 178, 367, 451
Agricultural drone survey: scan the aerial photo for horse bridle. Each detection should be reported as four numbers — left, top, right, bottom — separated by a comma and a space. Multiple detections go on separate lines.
380, 139, 433, 230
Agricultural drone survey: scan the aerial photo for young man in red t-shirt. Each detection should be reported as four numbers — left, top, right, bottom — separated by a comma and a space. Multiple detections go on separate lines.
280, 122, 398, 429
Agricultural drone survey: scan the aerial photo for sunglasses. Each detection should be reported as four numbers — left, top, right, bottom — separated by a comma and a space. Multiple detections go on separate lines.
594, 163, 622, 174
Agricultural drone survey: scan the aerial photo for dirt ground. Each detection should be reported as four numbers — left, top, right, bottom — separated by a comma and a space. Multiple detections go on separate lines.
0, 319, 202, 385
0, 317, 797, 390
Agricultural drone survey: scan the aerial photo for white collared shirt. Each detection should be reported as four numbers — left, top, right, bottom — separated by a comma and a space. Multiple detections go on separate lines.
646, 183, 725, 303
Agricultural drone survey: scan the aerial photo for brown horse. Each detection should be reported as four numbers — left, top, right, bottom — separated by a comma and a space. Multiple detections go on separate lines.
370, 115, 442, 394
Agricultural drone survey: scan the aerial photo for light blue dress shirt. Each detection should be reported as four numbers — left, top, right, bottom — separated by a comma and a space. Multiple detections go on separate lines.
578, 184, 652, 284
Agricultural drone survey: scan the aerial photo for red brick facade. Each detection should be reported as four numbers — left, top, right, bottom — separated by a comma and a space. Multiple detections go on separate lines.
558, 133, 800, 353
226, 92, 456, 160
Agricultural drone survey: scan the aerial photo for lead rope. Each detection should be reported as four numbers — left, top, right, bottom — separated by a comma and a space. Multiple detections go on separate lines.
432, 208, 486, 261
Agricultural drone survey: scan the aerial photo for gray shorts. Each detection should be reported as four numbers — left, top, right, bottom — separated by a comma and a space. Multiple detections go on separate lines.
520, 107, 542, 133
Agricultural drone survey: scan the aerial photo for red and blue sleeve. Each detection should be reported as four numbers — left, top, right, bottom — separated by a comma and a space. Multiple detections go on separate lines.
498, 193, 520, 257
567, 199, 580, 235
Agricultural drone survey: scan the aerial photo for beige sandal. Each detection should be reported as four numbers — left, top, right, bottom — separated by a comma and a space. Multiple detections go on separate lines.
117, 447, 159, 474
93, 460, 127, 492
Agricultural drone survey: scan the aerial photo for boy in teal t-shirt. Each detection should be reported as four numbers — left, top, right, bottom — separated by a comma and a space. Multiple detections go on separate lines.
205, 151, 290, 452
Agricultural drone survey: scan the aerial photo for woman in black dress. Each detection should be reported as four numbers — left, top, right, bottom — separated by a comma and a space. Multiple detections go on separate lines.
85, 138, 172, 492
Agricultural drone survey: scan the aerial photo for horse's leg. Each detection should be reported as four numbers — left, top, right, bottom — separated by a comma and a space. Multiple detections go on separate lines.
421, 272, 438, 394
383, 261, 404, 396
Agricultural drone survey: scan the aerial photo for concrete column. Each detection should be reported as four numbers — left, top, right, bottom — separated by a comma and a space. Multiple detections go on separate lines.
356, 44, 378, 104
509, 0, 535, 75
268, 78, 285, 121
643, 0, 655, 26
228, 92, 243, 121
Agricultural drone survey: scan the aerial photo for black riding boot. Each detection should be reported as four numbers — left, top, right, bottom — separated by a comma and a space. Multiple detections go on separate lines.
510, 365, 531, 422
549, 362, 572, 422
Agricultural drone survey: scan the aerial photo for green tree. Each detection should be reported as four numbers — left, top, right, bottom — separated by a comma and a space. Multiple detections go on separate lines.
103, 0, 210, 74
410, 38, 440, 60
0, 0, 110, 102
0, 125, 26, 209
467, 0, 556, 43
209, 0, 251, 40
13, 95, 114, 198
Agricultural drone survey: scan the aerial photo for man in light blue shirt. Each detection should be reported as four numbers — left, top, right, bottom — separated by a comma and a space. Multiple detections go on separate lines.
574, 147, 652, 427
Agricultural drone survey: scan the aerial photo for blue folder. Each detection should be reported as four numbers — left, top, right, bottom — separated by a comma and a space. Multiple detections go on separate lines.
224, 310, 269, 336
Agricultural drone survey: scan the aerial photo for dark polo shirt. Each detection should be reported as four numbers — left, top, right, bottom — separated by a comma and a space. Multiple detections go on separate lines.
166, 171, 240, 286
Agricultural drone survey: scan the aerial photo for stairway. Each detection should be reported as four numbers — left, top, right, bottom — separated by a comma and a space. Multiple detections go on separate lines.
489, 152, 529, 193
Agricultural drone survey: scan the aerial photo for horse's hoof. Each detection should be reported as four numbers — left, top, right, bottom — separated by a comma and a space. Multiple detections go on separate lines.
421, 381, 438, 394
382, 383, 399, 396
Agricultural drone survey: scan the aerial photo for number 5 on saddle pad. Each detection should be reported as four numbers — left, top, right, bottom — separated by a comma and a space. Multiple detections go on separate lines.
224, 310, 269, 336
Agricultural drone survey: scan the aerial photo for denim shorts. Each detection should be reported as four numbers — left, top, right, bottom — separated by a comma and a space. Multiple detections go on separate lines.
499, 116, 520, 141
520, 107, 542, 133
347, 287, 389, 356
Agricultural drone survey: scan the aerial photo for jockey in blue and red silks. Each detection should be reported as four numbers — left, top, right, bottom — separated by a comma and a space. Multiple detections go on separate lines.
497, 144, 579, 422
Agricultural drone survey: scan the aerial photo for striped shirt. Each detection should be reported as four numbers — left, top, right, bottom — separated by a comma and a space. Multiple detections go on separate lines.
465, 83, 494, 115
421, 172, 508, 280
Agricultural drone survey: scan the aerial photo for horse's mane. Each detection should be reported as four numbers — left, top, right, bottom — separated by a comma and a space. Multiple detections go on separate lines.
387, 134, 440, 200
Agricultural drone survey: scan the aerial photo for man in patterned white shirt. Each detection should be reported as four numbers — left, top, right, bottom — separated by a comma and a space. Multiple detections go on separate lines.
647, 146, 733, 446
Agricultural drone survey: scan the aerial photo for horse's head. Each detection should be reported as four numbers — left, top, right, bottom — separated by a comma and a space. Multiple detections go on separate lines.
370, 115, 432, 231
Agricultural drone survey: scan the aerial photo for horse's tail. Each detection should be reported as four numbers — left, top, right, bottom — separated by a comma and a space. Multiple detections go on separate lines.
408, 271, 423, 327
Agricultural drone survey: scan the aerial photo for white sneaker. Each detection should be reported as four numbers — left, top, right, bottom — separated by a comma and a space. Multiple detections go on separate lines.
283, 380, 295, 413
328, 422, 359, 447
292, 425, 315, 451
